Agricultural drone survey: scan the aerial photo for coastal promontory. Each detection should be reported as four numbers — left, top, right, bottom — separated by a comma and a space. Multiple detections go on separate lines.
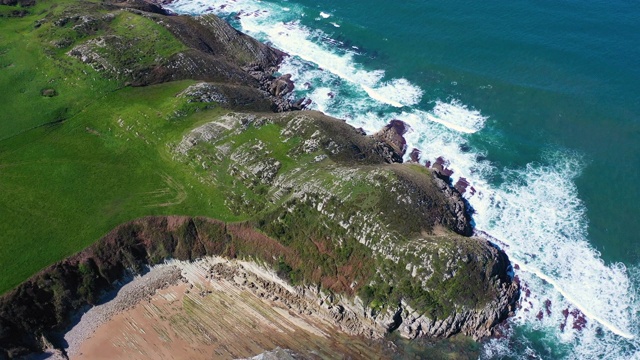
0, 0, 518, 358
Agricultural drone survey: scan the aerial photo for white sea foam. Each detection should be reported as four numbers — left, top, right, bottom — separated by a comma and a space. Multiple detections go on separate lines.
260, 22, 421, 107
469, 154, 635, 339
320, 11, 331, 19
306, 87, 334, 113
428, 99, 487, 133
474, 157, 640, 358
484, 269, 640, 359
168, 0, 421, 108
165, 0, 639, 356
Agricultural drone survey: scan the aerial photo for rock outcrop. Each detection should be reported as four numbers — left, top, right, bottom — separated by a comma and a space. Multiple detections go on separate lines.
60, 0, 304, 112
371, 119, 408, 163
432, 174, 474, 236
269, 74, 295, 97
196, 248, 516, 343
384, 244, 518, 340
177, 82, 273, 111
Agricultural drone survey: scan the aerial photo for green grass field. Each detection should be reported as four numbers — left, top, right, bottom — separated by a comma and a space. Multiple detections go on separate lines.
0, 80, 250, 293
0, 0, 248, 292
0, 0, 185, 139
0, 1, 317, 291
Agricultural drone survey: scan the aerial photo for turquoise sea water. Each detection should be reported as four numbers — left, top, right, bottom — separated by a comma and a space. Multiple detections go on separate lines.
166, 0, 640, 358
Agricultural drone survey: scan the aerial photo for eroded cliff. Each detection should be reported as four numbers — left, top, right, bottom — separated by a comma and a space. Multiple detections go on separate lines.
0, 112, 517, 358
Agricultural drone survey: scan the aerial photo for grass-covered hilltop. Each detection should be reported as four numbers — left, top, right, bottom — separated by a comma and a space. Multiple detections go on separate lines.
0, 0, 519, 358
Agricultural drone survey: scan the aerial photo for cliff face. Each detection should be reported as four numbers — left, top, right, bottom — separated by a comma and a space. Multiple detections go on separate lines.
0, 217, 224, 357
0, 0, 518, 358
0, 216, 516, 358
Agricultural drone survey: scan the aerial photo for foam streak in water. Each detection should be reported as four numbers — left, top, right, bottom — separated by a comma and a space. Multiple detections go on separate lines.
427, 100, 487, 133
517, 261, 634, 339
469, 156, 635, 340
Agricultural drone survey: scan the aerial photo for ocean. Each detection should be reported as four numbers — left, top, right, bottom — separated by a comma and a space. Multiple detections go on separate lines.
164, 0, 640, 358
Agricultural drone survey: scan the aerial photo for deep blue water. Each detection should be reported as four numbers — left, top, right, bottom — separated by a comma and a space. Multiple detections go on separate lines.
167, 0, 640, 358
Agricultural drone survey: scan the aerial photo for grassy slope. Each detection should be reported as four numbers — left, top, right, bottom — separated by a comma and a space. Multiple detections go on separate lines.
0, 0, 186, 139
0, 1, 500, 322
1, 0, 112, 138
171, 111, 498, 317
0, 0, 241, 292
0, 82, 247, 292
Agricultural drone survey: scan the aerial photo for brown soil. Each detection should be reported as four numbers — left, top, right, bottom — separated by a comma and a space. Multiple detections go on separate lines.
72, 260, 389, 360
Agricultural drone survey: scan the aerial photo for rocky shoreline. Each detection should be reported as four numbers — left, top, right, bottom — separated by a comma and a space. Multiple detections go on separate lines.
0, 0, 518, 358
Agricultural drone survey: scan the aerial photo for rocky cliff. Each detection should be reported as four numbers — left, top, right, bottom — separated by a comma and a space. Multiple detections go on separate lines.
0, 0, 518, 358
0, 213, 517, 358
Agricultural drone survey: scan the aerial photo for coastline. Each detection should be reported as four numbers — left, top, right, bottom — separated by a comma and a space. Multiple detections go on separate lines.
1, 0, 638, 357
162, 1, 640, 357
0, 2, 518, 358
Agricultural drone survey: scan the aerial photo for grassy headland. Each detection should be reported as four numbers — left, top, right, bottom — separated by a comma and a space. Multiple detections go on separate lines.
0, 0, 271, 292
0, 1, 518, 356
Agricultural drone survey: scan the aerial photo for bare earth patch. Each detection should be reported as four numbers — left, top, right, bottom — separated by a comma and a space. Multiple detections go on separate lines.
66, 258, 389, 359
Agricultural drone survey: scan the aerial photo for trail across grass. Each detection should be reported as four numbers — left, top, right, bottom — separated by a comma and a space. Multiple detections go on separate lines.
0, 80, 249, 292
0, 0, 220, 292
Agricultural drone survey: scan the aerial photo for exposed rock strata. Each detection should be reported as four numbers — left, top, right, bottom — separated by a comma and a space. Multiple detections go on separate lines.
64, 264, 183, 355
0, 210, 516, 358
68, 258, 392, 359
62, 256, 506, 359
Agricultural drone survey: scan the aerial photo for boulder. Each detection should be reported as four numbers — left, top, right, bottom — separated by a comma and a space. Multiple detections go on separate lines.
371, 119, 409, 163
269, 74, 294, 97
